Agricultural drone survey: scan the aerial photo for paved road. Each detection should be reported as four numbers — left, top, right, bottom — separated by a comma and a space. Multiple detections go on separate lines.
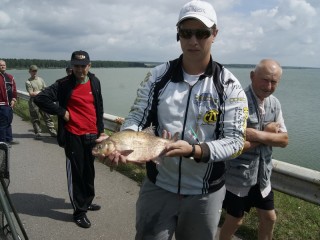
7, 114, 240, 240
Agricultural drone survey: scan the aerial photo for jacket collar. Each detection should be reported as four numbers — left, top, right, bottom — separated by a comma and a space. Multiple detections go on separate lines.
171, 54, 214, 83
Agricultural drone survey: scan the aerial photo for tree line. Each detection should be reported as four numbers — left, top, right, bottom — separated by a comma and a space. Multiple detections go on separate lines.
2, 58, 309, 70
2, 58, 148, 69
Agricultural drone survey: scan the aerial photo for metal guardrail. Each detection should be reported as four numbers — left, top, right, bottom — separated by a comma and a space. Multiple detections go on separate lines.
17, 90, 320, 205
272, 160, 320, 205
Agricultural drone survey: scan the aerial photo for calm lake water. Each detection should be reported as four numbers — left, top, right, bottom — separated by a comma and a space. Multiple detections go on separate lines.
9, 66, 320, 171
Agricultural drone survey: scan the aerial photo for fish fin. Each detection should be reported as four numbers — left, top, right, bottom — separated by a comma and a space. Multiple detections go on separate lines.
119, 150, 134, 156
142, 125, 155, 135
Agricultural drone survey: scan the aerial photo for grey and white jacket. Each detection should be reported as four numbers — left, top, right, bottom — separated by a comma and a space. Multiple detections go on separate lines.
121, 55, 248, 195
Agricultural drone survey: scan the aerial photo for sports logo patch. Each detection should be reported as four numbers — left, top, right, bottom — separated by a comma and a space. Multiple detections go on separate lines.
203, 109, 219, 124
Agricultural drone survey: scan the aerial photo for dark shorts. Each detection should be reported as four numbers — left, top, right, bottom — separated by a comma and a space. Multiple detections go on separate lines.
222, 184, 274, 218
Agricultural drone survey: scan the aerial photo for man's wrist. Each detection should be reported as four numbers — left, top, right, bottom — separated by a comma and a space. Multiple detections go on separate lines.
184, 144, 195, 158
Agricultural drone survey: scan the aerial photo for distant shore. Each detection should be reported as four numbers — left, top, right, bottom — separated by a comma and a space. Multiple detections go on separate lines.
2, 58, 318, 70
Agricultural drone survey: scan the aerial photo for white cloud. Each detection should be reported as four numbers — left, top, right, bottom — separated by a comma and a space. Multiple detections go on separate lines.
0, 0, 319, 67
0, 11, 10, 28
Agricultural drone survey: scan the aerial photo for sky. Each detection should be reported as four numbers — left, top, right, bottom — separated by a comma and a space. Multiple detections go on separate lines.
0, 0, 319, 68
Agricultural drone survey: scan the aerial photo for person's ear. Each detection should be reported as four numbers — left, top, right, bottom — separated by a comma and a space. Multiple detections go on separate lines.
176, 33, 180, 42
250, 71, 255, 82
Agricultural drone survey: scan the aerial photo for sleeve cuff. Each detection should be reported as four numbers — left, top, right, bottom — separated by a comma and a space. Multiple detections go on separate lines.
194, 143, 210, 163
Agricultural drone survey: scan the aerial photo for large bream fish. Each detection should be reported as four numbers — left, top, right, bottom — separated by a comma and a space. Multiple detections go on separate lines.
92, 128, 179, 162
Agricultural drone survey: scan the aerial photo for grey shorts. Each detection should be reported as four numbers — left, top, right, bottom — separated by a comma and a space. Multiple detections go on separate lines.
135, 178, 226, 240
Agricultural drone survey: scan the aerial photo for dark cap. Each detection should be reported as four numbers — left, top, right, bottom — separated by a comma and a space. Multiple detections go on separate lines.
70, 50, 90, 66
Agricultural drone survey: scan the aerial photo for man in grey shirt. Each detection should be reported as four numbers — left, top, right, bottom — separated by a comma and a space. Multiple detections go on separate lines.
220, 59, 289, 240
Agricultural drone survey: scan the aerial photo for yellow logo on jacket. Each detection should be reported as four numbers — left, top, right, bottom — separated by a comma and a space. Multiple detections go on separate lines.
203, 109, 219, 124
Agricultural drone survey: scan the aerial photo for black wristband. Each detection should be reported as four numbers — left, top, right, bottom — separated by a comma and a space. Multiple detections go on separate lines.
184, 144, 195, 158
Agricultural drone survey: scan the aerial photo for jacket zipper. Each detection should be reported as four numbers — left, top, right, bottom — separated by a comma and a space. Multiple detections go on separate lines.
177, 83, 195, 195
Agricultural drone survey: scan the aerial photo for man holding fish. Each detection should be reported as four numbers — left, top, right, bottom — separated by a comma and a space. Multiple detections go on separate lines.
94, 1, 248, 239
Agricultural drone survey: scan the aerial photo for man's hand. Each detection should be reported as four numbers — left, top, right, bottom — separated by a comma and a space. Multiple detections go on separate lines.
10, 100, 16, 108
95, 133, 108, 143
264, 122, 281, 133
63, 110, 70, 122
106, 151, 128, 164
165, 140, 193, 157
93, 133, 128, 168
161, 129, 199, 158
162, 129, 172, 139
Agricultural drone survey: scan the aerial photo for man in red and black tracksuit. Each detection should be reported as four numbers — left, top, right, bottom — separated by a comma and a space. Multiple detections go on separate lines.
0, 59, 19, 146
34, 51, 105, 228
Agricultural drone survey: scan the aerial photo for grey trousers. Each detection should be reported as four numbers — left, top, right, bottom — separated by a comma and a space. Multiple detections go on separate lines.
135, 179, 226, 240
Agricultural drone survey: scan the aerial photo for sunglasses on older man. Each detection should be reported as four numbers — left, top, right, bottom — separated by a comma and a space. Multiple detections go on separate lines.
178, 28, 213, 40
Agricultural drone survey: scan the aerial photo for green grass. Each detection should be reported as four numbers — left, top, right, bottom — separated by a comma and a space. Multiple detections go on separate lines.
14, 99, 31, 121
14, 98, 320, 239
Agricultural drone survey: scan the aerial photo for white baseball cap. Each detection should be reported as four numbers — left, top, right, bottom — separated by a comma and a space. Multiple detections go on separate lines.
177, 0, 217, 28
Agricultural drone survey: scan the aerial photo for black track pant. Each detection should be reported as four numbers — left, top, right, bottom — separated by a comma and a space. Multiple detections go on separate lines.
64, 130, 97, 218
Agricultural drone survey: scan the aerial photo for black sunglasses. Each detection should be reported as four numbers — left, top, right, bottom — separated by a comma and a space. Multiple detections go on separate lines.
178, 28, 213, 40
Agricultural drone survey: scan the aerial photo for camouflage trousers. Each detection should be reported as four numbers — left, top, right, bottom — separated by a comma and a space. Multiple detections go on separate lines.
28, 99, 56, 135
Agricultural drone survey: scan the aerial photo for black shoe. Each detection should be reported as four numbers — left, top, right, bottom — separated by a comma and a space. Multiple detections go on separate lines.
74, 214, 91, 228
88, 204, 101, 211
